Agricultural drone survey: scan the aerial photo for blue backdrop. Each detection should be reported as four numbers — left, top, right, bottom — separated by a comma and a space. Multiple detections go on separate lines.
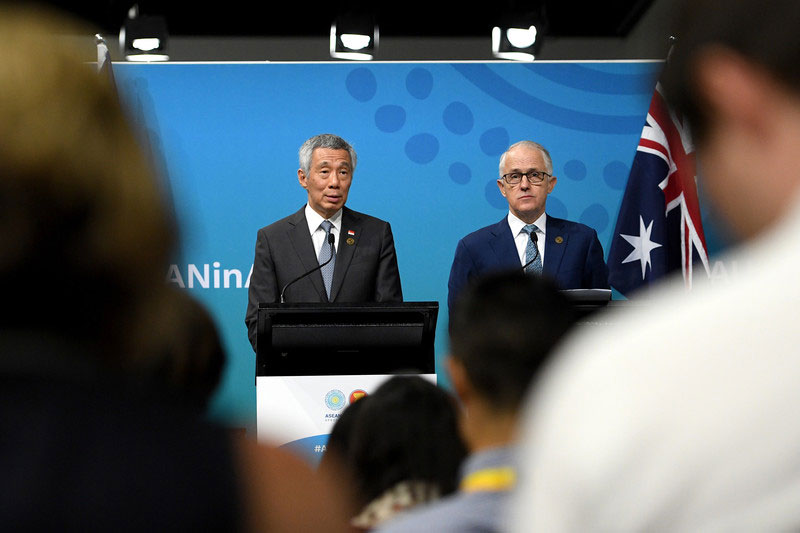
113, 61, 662, 432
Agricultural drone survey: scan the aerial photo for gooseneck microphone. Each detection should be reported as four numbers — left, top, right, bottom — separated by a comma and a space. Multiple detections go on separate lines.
280, 232, 335, 303
521, 230, 540, 272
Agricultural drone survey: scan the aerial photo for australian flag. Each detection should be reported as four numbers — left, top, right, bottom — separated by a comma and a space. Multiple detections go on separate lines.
608, 81, 710, 296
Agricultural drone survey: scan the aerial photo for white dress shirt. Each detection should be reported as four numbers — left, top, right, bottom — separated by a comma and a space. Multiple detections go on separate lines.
507, 211, 546, 267
305, 204, 342, 256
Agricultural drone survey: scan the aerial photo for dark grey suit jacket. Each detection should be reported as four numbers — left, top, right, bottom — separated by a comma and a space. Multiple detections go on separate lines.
245, 206, 403, 350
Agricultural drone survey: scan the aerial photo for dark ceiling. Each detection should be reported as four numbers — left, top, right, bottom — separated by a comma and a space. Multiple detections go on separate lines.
40, 0, 655, 38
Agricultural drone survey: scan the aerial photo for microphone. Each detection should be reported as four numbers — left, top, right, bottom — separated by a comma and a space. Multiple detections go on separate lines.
521, 231, 540, 272
280, 232, 335, 303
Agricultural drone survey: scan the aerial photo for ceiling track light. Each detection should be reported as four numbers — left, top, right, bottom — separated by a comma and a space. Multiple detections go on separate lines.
492, 7, 547, 61
120, 5, 169, 62
330, 12, 378, 61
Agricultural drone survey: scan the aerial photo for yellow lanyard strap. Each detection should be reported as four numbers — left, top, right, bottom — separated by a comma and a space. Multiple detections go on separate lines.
460, 467, 516, 493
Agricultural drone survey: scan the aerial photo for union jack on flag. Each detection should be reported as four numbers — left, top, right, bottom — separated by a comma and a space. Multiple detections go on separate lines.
607, 81, 710, 296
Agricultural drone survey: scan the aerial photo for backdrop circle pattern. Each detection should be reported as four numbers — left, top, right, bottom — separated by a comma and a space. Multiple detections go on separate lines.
345, 68, 377, 102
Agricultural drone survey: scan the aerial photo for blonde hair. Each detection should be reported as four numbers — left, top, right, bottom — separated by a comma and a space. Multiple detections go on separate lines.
0, 6, 174, 357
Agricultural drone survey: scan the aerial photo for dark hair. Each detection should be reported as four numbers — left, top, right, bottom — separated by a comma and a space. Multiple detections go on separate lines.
322, 392, 369, 473
662, 0, 800, 142
323, 376, 467, 509
132, 287, 226, 412
448, 271, 577, 412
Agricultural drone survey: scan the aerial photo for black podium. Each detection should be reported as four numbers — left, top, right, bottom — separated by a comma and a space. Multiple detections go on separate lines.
256, 302, 438, 377
560, 288, 612, 320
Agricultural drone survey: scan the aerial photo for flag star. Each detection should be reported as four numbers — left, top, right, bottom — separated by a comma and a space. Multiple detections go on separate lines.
620, 216, 662, 279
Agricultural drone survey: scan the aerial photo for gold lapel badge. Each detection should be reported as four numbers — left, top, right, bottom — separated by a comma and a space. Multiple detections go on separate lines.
555, 236, 564, 244
346, 237, 355, 245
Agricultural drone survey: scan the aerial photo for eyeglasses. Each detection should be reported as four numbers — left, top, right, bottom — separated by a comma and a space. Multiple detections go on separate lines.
501, 170, 551, 185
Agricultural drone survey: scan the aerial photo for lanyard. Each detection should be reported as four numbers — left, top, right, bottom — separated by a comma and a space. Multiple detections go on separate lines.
460, 466, 516, 493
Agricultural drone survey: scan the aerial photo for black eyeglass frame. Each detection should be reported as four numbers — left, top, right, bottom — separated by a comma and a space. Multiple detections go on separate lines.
501, 170, 552, 185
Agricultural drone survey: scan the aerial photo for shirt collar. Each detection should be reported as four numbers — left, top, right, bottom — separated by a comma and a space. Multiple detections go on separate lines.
507, 211, 547, 237
305, 204, 343, 234
460, 445, 518, 479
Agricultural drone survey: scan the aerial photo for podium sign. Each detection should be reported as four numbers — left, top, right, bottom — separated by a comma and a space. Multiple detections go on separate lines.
255, 302, 439, 464
257, 373, 436, 463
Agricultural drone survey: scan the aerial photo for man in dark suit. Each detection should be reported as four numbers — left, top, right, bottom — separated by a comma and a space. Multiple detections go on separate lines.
246, 134, 403, 350
448, 140, 608, 313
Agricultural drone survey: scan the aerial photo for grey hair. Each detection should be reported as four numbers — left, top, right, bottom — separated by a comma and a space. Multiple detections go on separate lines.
498, 141, 554, 176
298, 134, 357, 175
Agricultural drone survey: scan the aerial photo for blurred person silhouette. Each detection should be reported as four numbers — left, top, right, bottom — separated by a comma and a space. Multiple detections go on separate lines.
377, 272, 577, 533
133, 286, 226, 413
509, 0, 800, 531
321, 376, 468, 531
0, 5, 351, 532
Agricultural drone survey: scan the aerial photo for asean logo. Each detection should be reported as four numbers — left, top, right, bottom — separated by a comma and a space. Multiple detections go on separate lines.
325, 389, 346, 411
349, 390, 367, 404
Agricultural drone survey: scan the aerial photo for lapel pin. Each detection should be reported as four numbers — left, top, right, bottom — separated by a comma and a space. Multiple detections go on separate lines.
346, 237, 355, 245
555, 236, 564, 244
347, 230, 355, 236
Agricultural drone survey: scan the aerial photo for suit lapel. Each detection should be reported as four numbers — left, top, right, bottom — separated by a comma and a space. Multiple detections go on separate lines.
490, 217, 523, 269
330, 207, 360, 301
543, 216, 568, 278
287, 207, 328, 302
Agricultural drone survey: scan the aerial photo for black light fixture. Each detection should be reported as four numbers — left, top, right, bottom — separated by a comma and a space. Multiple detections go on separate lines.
119, 5, 169, 62
330, 12, 378, 60
492, 6, 547, 61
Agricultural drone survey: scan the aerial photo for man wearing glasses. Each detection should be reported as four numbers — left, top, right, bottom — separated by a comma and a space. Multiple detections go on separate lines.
447, 140, 608, 313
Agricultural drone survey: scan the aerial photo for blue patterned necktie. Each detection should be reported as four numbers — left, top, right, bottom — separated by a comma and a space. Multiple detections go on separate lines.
318, 220, 336, 298
522, 224, 542, 275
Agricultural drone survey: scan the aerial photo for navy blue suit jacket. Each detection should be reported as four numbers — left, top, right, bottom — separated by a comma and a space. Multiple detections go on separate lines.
447, 215, 609, 313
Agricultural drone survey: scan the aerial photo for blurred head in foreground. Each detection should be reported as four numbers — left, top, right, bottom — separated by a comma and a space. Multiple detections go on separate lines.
662, 0, 800, 240
447, 271, 577, 450
505, 3, 800, 531
0, 6, 354, 533
0, 5, 172, 362
323, 376, 468, 529
136, 286, 227, 412
0, 11, 226, 407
